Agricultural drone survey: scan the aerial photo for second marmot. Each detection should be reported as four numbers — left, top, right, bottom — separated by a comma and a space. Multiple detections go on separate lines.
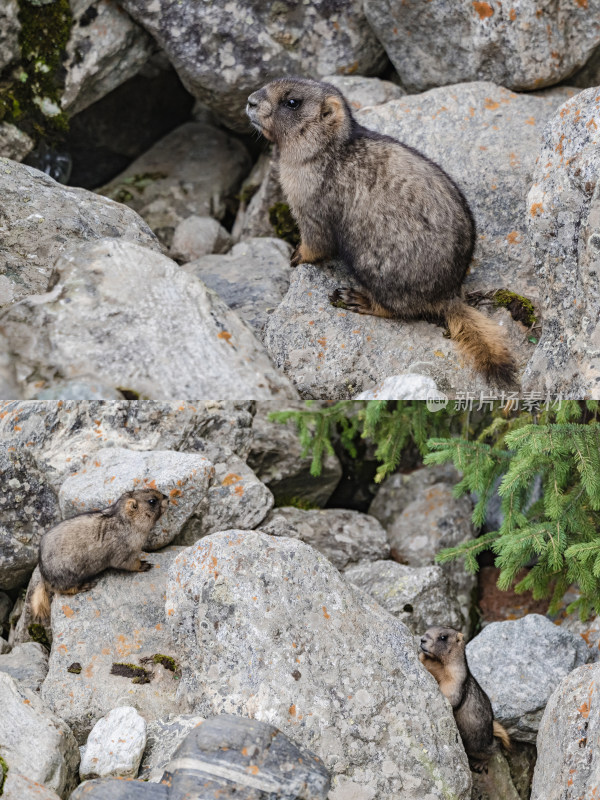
419, 625, 510, 771
246, 77, 516, 385
32, 489, 168, 620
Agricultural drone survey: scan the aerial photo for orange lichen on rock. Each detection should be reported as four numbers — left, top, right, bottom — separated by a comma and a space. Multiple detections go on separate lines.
473, 1, 494, 18
530, 202, 544, 217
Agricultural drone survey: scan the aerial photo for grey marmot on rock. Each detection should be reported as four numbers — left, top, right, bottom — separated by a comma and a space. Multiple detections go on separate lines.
31, 489, 168, 620
419, 625, 510, 772
246, 77, 516, 385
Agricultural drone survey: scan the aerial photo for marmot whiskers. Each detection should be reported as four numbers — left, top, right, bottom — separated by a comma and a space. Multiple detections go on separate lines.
419, 626, 510, 771
31, 489, 168, 620
246, 77, 516, 385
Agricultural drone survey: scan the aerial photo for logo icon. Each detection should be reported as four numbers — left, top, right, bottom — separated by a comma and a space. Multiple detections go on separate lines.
426, 390, 448, 412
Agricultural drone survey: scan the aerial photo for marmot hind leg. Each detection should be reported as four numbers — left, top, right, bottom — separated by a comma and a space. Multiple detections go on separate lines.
291, 240, 332, 268
60, 580, 97, 595
330, 287, 396, 319
116, 554, 153, 572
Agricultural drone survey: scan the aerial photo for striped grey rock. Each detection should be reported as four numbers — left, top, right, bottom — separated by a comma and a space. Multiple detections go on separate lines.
116, 0, 386, 129
258, 507, 389, 570
0, 642, 49, 692
71, 715, 331, 799
58, 447, 213, 549
0, 445, 61, 591
467, 614, 589, 743
139, 714, 205, 782
0, 671, 79, 797
165, 531, 472, 800
364, 0, 600, 93
40, 547, 184, 744
0, 158, 159, 310
344, 560, 465, 634
2, 239, 297, 401
183, 238, 292, 338
80, 706, 147, 780
531, 662, 600, 800
99, 122, 251, 246
522, 88, 600, 396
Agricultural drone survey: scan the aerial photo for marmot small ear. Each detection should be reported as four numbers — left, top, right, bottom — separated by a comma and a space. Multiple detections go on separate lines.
321, 95, 344, 126
457, 632, 464, 641
125, 498, 138, 514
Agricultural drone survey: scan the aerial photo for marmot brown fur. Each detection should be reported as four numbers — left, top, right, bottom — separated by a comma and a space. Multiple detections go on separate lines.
31, 489, 168, 620
419, 626, 510, 772
246, 77, 516, 385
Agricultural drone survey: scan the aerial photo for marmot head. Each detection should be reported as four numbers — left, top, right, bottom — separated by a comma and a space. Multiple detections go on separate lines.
246, 77, 352, 155
419, 626, 465, 663
117, 489, 168, 529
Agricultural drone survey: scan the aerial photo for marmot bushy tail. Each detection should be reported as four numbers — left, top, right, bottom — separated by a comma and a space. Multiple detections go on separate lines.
492, 720, 511, 751
32, 489, 168, 621
443, 298, 517, 385
246, 77, 517, 386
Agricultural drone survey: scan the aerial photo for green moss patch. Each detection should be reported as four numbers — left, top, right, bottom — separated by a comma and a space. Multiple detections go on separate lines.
27, 622, 50, 650
268, 202, 300, 247
492, 290, 537, 327
110, 661, 151, 684
0, 0, 72, 142
0, 754, 8, 796
274, 495, 321, 511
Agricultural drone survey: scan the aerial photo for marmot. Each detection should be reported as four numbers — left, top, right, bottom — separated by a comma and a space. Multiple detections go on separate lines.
419, 626, 510, 771
246, 77, 516, 385
31, 489, 168, 620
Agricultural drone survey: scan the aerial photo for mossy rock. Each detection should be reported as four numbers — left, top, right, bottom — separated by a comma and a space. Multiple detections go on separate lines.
492, 290, 537, 327
268, 202, 300, 247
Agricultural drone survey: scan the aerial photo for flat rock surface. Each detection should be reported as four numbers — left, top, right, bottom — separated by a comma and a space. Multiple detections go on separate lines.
467, 614, 589, 743
165, 530, 472, 800
41, 547, 184, 744
2, 239, 297, 400
0, 642, 49, 692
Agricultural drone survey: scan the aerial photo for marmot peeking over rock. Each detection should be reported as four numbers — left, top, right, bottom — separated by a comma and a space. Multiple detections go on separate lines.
419, 626, 510, 771
31, 489, 168, 620
246, 77, 516, 385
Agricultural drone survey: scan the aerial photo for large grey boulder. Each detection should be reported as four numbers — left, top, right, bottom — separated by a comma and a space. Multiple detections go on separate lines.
385, 482, 476, 622
522, 88, 600, 396
247, 402, 342, 509
99, 122, 251, 246
357, 82, 579, 302
183, 238, 292, 337
344, 560, 465, 634
263, 262, 528, 398
71, 715, 332, 799
364, 0, 600, 93
0, 401, 254, 490
62, 0, 155, 116
139, 713, 205, 782
531, 662, 600, 800
0, 158, 159, 310
2, 239, 297, 400
259, 507, 390, 570
116, 0, 386, 129
0, 642, 49, 692
369, 464, 460, 532
322, 74, 405, 110
0, 445, 61, 590
467, 614, 589, 743
2, 772, 62, 800
80, 706, 147, 780
354, 373, 442, 400
0, 671, 79, 797
165, 530, 472, 800
175, 456, 274, 543
0, 123, 34, 162
170, 216, 232, 263
41, 547, 184, 744
58, 447, 213, 550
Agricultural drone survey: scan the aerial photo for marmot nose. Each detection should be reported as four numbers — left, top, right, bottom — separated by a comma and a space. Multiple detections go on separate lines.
420, 637, 427, 644
247, 93, 260, 108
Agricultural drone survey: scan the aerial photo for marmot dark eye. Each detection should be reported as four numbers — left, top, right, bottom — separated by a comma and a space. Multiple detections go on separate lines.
148, 498, 157, 506
440, 635, 447, 641
284, 98, 301, 109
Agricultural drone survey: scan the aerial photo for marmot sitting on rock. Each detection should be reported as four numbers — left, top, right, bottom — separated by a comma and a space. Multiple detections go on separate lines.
32, 489, 167, 620
246, 77, 516, 385
419, 625, 510, 772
